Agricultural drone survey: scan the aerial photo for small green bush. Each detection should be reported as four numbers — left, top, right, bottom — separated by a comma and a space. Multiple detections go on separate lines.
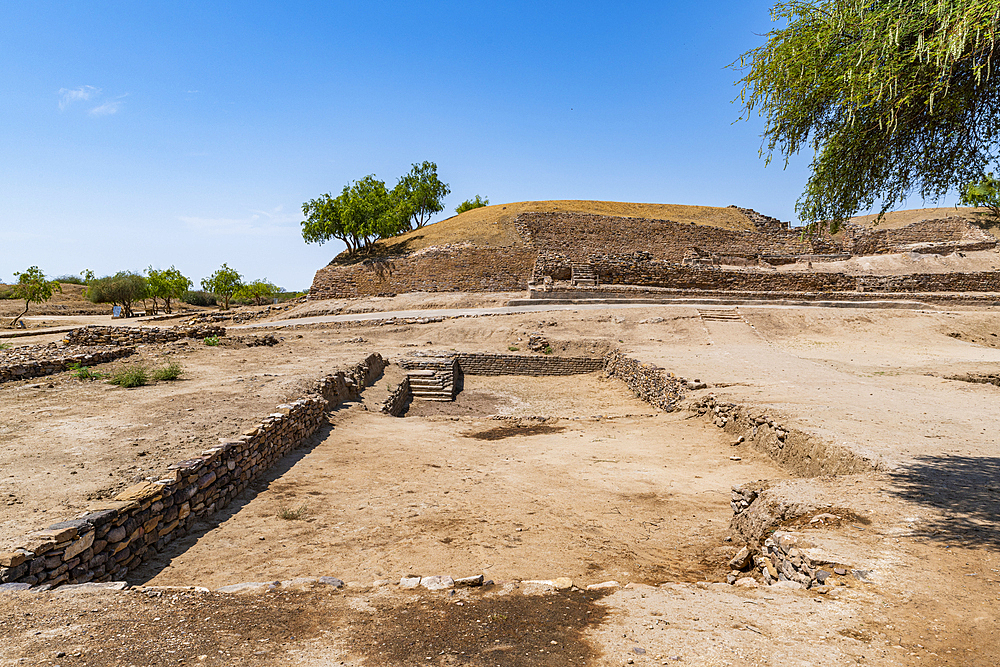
542, 345, 554, 354
0, 342, 10, 350
55, 275, 87, 285
203, 336, 220, 347
181, 290, 217, 307
69, 362, 102, 381
108, 364, 149, 388
152, 361, 183, 381
508, 345, 520, 351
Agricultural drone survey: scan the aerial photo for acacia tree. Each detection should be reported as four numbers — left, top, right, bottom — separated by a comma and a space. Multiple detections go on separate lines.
146, 266, 192, 314
235, 279, 279, 306
960, 172, 1000, 221
735, 1, 1000, 229
393, 161, 451, 229
86, 272, 148, 318
301, 175, 410, 253
8, 267, 61, 328
201, 264, 242, 310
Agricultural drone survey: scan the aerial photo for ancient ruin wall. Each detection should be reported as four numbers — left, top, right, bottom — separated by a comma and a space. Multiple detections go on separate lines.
0, 354, 386, 589
455, 353, 605, 376
536, 255, 1000, 293
0, 346, 136, 384
843, 217, 997, 255
603, 350, 686, 412
309, 246, 537, 299
515, 211, 834, 262
66, 325, 227, 346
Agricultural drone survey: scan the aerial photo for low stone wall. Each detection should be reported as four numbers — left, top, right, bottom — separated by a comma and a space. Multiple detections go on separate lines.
309, 245, 537, 299
603, 350, 685, 412
454, 352, 605, 376
0, 354, 385, 589
66, 325, 227, 346
690, 396, 877, 476
843, 217, 996, 255
535, 254, 1000, 294
0, 345, 136, 384
381, 377, 411, 416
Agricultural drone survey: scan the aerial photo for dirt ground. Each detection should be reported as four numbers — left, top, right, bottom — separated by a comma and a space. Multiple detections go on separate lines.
2, 296, 1000, 665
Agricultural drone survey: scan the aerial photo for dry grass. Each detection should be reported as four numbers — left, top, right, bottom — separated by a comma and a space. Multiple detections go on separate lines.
359, 200, 757, 258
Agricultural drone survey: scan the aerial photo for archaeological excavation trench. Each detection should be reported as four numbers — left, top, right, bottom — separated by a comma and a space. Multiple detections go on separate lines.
118, 351, 807, 592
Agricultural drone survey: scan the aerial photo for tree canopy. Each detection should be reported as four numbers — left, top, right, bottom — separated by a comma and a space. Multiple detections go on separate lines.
201, 264, 242, 310
393, 161, 451, 229
301, 162, 451, 253
146, 266, 192, 314
235, 279, 280, 306
8, 266, 61, 328
86, 272, 148, 318
735, 0, 1000, 229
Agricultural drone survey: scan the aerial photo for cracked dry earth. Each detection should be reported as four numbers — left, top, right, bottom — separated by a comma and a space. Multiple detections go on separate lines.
2, 301, 1000, 666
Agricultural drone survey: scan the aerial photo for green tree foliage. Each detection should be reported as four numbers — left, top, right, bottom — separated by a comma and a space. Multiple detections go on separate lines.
86, 272, 148, 318
7, 267, 61, 328
455, 195, 489, 214
235, 279, 280, 306
146, 266, 192, 314
735, 1, 1000, 229
201, 264, 242, 310
301, 175, 410, 253
960, 172, 1000, 221
393, 161, 451, 229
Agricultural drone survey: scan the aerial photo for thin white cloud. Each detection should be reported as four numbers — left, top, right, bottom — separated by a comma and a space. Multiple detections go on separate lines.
58, 85, 99, 110
179, 207, 298, 237
89, 100, 122, 117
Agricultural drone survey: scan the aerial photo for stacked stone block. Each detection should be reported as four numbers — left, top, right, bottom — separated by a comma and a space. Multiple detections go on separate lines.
0, 345, 135, 384
603, 350, 685, 412
66, 325, 227, 346
454, 353, 605, 376
0, 353, 385, 589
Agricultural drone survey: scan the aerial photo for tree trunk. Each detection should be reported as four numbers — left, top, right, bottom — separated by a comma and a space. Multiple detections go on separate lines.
8, 300, 30, 328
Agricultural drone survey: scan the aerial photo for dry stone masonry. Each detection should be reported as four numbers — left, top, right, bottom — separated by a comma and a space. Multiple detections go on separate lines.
66, 325, 227, 347
0, 354, 386, 589
0, 344, 136, 384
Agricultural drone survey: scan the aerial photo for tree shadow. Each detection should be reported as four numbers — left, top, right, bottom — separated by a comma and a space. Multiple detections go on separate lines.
885, 455, 1000, 548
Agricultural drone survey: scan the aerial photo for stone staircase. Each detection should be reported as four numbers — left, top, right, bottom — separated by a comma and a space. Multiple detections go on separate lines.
697, 308, 743, 322
406, 369, 455, 401
571, 263, 597, 287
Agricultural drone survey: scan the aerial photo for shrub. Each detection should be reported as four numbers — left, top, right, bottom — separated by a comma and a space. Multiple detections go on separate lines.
68, 362, 102, 381
108, 363, 149, 388
278, 504, 309, 520
508, 345, 520, 351
151, 361, 183, 381
55, 275, 87, 285
203, 336, 220, 347
542, 345, 554, 354
455, 195, 489, 214
181, 290, 217, 307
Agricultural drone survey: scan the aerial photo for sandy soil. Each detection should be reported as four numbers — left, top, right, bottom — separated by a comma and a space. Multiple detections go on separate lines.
3, 299, 1000, 665
776, 248, 1000, 275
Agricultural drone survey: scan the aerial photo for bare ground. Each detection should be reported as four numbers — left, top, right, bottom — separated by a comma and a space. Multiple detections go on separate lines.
2, 299, 1000, 665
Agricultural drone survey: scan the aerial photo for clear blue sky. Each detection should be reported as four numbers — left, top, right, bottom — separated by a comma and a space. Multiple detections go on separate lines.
0, 1, 943, 290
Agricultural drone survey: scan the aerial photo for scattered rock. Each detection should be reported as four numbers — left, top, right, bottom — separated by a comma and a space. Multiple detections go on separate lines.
420, 576, 454, 591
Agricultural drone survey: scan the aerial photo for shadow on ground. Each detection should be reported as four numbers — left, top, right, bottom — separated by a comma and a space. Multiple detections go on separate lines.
126, 419, 339, 585
886, 455, 1000, 547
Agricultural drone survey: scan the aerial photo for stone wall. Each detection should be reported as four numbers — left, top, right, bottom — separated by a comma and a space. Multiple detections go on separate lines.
381, 377, 411, 416
536, 254, 1000, 293
0, 354, 385, 589
309, 245, 537, 299
843, 217, 996, 255
515, 212, 835, 263
603, 350, 685, 412
66, 325, 227, 346
0, 345, 136, 384
454, 352, 605, 376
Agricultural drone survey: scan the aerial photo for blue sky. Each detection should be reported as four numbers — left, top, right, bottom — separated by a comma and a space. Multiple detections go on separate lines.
0, 2, 944, 290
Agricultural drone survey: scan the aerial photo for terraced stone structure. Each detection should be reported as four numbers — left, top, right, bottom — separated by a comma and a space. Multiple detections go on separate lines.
308, 204, 998, 301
